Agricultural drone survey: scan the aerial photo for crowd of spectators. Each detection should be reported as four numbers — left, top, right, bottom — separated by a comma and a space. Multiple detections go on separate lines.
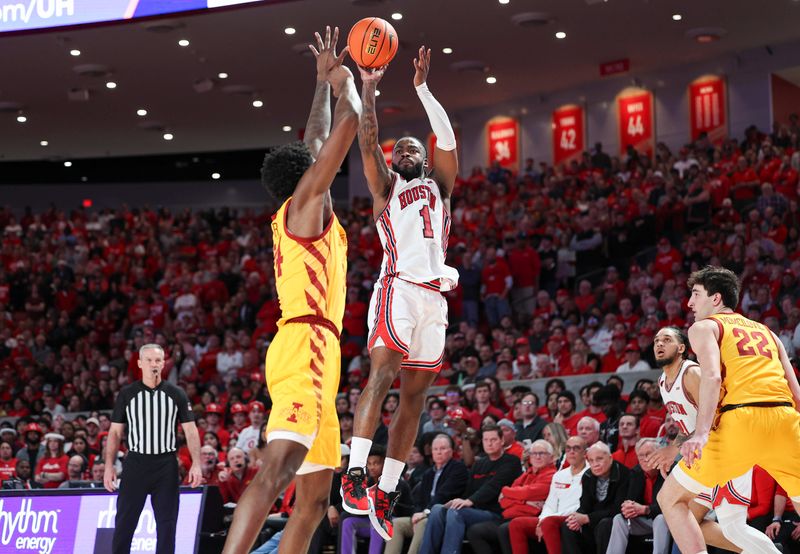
2, 120, 800, 552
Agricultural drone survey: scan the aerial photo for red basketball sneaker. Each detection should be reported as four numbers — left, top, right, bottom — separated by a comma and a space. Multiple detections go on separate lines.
340, 467, 370, 514
368, 485, 399, 541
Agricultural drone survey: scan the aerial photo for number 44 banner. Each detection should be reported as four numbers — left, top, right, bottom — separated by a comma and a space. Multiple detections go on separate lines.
617, 88, 654, 158
552, 104, 585, 167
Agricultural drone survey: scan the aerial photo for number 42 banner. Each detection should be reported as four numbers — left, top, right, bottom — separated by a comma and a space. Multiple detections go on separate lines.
617, 88, 654, 158
552, 104, 585, 167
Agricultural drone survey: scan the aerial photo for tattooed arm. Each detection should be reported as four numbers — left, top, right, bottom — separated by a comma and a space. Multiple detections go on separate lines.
357, 66, 394, 218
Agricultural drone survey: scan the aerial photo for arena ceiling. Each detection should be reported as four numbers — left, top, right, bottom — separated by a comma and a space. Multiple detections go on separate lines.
1, 0, 800, 162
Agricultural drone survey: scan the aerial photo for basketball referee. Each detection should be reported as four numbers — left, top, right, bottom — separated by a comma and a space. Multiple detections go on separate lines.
104, 344, 202, 554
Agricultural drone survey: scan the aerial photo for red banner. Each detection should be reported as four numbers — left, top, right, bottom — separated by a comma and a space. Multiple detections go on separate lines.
552, 104, 585, 166
380, 139, 395, 167
689, 75, 727, 144
487, 117, 519, 170
617, 89, 654, 158
600, 58, 630, 77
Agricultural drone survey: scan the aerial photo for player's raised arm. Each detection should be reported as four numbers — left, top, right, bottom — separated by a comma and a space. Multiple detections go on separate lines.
357, 65, 393, 209
303, 26, 336, 160
413, 46, 458, 196
293, 31, 361, 202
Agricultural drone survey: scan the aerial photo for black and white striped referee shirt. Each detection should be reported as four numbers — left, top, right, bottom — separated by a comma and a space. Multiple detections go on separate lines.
111, 381, 194, 455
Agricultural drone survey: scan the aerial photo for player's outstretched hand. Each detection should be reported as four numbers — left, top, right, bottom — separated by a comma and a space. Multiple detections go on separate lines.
413, 45, 431, 87
358, 65, 387, 85
679, 432, 707, 468
310, 26, 349, 83
104, 465, 117, 492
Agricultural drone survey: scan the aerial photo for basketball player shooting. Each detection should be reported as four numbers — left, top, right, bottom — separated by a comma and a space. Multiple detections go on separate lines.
341, 46, 459, 541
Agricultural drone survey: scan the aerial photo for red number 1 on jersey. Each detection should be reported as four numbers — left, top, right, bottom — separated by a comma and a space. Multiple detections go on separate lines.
419, 205, 434, 239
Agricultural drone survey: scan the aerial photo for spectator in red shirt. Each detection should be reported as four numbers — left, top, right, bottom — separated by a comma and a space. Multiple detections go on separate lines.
612, 414, 640, 469
203, 403, 230, 447
498, 418, 524, 460
218, 447, 258, 503
653, 238, 683, 280
602, 332, 628, 373
468, 382, 505, 430
481, 246, 512, 327
575, 280, 596, 314
626, 390, 662, 438
34, 433, 68, 489
553, 391, 581, 435
0, 440, 16, 482
730, 156, 760, 207
506, 235, 540, 319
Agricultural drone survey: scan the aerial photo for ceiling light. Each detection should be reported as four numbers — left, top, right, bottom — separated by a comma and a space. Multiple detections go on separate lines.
498, 0, 510, 4
211, 172, 221, 180
70, 49, 81, 56
486, 76, 497, 84
40, 140, 48, 146
136, 109, 148, 116
64, 161, 72, 167
555, 31, 566, 39
218, 72, 228, 79
282, 125, 292, 132
442, 47, 453, 54
284, 27, 296, 35
672, 14, 682, 21
163, 133, 174, 141
391, 13, 402, 20
375, 89, 381, 96
178, 39, 190, 47
105, 81, 117, 89
252, 99, 263, 107
16, 115, 26, 123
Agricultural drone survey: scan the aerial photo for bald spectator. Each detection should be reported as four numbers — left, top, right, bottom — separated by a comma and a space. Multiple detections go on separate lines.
218, 447, 258, 504
58, 455, 89, 488
561, 442, 631, 554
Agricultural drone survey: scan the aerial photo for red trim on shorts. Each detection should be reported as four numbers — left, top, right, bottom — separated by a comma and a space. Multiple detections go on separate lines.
401, 350, 445, 373
286, 315, 340, 340
367, 277, 409, 356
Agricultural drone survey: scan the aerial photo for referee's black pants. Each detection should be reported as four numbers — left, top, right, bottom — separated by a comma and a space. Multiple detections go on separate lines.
112, 452, 180, 554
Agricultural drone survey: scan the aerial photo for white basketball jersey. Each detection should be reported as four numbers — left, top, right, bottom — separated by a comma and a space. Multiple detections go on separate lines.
375, 174, 459, 291
658, 359, 700, 436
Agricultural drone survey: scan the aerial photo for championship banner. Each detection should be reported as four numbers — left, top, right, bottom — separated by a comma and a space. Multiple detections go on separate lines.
487, 117, 519, 170
380, 139, 395, 167
617, 88, 654, 158
689, 75, 727, 144
0, 489, 203, 553
0, 0, 266, 34
552, 104, 585, 166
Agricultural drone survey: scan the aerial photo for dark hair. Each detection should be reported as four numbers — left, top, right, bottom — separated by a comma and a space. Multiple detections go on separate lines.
429, 400, 445, 411
475, 382, 491, 392
368, 444, 387, 458
481, 424, 502, 439
662, 326, 690, 359
522, 391, 540, 406
620, 413, 640, 427
260, 141, 313, 203
557, 391, 576, 408
545, 378, 566, 394
606, 375, 624, 388
593, 384, 621, 405
628, 389, 650, 405
687, 266, 741, 310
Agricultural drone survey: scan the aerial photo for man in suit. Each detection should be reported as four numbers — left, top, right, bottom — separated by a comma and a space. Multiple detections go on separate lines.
386, 434, 469, 554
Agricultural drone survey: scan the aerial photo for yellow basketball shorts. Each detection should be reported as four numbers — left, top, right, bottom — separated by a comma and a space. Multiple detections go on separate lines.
677, 406, 800, 499
265, 318, 341, 470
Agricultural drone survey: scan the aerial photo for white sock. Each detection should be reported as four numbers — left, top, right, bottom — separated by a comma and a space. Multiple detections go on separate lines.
348, 437, 372, 471
378, 457, 405, 494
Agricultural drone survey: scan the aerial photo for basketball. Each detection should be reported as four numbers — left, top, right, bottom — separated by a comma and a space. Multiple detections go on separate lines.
347, 17, 399, 68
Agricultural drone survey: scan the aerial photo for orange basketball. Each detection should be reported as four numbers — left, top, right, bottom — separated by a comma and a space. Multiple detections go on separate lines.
347, 17, 398, 69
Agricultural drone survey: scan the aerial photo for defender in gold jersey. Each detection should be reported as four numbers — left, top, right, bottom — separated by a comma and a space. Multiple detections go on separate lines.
223, 26, 361, 554
659, 266, 800, 554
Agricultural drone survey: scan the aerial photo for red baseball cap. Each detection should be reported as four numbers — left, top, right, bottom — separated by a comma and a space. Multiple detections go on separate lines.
515, 337, 529, 346
612, 331, 627, 341
446, 407, 466, 421
624, 342, 640, 353
248, 401, 266, 413
249, 371, 263, 383
516, 355, 531, 365
230, 402, 247, 415
205, 403, 224, 415
25, 423, 43, 435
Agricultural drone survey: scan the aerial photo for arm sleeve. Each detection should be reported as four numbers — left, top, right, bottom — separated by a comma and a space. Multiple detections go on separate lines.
416, 83, 456, 151
111, 389, 127, 424
175, 386, 195, 423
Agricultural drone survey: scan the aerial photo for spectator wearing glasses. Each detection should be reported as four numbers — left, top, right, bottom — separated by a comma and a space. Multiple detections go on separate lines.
515, 393, 546, 443
422, 400, 450, 436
